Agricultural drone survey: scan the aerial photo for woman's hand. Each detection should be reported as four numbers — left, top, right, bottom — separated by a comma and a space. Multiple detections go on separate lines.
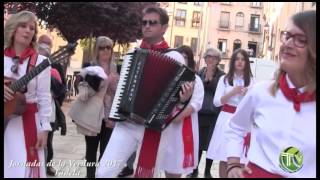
105, 119, 115, 128
4, 81, 14, 103
35, 131, 49, 150
179, 81, 194, 103
227, 165, 252, 178
231, 86, 244, 96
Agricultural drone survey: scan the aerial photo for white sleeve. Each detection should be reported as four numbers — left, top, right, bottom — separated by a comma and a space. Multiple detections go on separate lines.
36, 61, 52, 131
189, 76, 204, 112
213, 75, 225, 107
225, 86, 255, 158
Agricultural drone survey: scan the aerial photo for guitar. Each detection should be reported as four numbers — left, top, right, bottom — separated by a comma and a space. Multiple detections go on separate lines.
4, 43, 77, 129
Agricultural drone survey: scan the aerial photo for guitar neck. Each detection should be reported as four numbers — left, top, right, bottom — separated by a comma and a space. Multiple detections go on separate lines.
10, 59, 50, 92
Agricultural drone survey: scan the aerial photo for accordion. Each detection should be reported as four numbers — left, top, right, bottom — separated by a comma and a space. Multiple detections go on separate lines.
109, 48, 195, 131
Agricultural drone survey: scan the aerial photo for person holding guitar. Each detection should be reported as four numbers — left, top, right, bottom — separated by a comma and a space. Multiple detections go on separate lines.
4, 11, 52, 178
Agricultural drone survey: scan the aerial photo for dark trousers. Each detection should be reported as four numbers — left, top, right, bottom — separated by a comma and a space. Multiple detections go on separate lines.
85, 123, 113, 178
46, 130, 54, 166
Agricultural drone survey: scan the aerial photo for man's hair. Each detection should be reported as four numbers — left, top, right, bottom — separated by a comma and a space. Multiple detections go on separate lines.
142, 6, 169, 25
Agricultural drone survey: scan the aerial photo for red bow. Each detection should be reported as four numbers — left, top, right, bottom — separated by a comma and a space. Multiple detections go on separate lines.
279, 72, 315, 112
4, 47, 36, 64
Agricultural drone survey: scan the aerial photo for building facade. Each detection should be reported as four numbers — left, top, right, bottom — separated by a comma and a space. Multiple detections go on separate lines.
206, 2, 264, 72
160, 2, 210, 71
261, 2, 316, 64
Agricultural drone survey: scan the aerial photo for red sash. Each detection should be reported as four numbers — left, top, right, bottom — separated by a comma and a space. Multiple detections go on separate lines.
244, 162, 283, 178
222, 104, 237, 113
22, 103, 40, 178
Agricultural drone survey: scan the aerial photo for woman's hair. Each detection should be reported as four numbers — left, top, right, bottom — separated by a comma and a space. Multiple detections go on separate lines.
203, 48, 221, 62
224, 48, 253, 87
176, 45, 195, 71
4, 11, 38, 49
270, 10, 316, 96
92, 36, 114, 68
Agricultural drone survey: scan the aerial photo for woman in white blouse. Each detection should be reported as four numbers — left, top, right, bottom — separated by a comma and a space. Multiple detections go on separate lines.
206, 48, 254, 178
159, 45, 204, 178
225, 10, 316, 178
4, 11, 51, 178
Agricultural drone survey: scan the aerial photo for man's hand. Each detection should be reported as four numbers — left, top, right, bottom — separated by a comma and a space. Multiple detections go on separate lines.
179, 81, 194, 103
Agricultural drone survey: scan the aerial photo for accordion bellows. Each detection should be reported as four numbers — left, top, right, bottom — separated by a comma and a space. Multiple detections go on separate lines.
109, 49, 195, 131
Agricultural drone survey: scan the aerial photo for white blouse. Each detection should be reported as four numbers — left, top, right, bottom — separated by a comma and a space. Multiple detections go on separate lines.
225, 75, 316, 177
213, 74, 254, 107
4, 55, 52, 131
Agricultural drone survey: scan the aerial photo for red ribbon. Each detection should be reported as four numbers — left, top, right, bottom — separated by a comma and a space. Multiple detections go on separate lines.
279, 72, 315, 112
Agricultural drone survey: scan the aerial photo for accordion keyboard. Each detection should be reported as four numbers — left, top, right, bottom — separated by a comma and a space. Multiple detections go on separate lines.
109, 53, 133, 120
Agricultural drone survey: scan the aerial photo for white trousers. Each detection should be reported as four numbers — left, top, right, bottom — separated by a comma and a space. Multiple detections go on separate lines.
96, 121, 145, 177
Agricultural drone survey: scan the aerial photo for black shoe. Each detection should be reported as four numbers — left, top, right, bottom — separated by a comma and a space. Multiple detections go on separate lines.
46, 166, 56, 176
118, 166, 134, 177
204, 172, 213, 178
186, 169, 198, 178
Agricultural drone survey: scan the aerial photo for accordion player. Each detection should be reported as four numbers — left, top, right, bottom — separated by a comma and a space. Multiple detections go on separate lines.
109, 48, 195, 131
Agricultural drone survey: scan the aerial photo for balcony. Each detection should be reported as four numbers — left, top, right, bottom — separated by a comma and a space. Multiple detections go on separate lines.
248, 24, 261, 34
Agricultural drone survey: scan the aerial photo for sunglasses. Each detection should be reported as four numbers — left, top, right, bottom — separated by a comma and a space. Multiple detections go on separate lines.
142, 20, 159, 27
99, 45, 112, 51
11, 56, 20, 74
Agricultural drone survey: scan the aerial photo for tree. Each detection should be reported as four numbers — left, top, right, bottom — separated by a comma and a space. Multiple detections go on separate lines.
35, 2, 156, 44
5, 2, 156, 45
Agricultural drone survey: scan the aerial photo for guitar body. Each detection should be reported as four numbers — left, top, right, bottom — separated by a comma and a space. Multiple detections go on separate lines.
4, 92, 27, 119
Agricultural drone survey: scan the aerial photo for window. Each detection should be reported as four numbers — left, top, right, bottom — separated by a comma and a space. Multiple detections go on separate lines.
221, 2, 231, 5
174, 36, 184, 48
175, 9, 187, 26
251, 2, 262, 7
249, 15, 260, 32
235, 12, 244, 27
248, 41, 257, 57
194, 2, 203, 6
218, 39, 227, 53
192, 11, 201, 27
233, 39, 241, 52
191, 38, 198, 54
220, 11, 230, 28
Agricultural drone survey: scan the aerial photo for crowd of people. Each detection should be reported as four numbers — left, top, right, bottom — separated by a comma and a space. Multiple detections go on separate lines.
3, 5, 316, 178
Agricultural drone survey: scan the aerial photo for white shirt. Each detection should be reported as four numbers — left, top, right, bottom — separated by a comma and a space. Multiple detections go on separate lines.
159, 75, 204, 173
213, 74, 254, 107
225, 75, 316, 177
4, 55, 52, 131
